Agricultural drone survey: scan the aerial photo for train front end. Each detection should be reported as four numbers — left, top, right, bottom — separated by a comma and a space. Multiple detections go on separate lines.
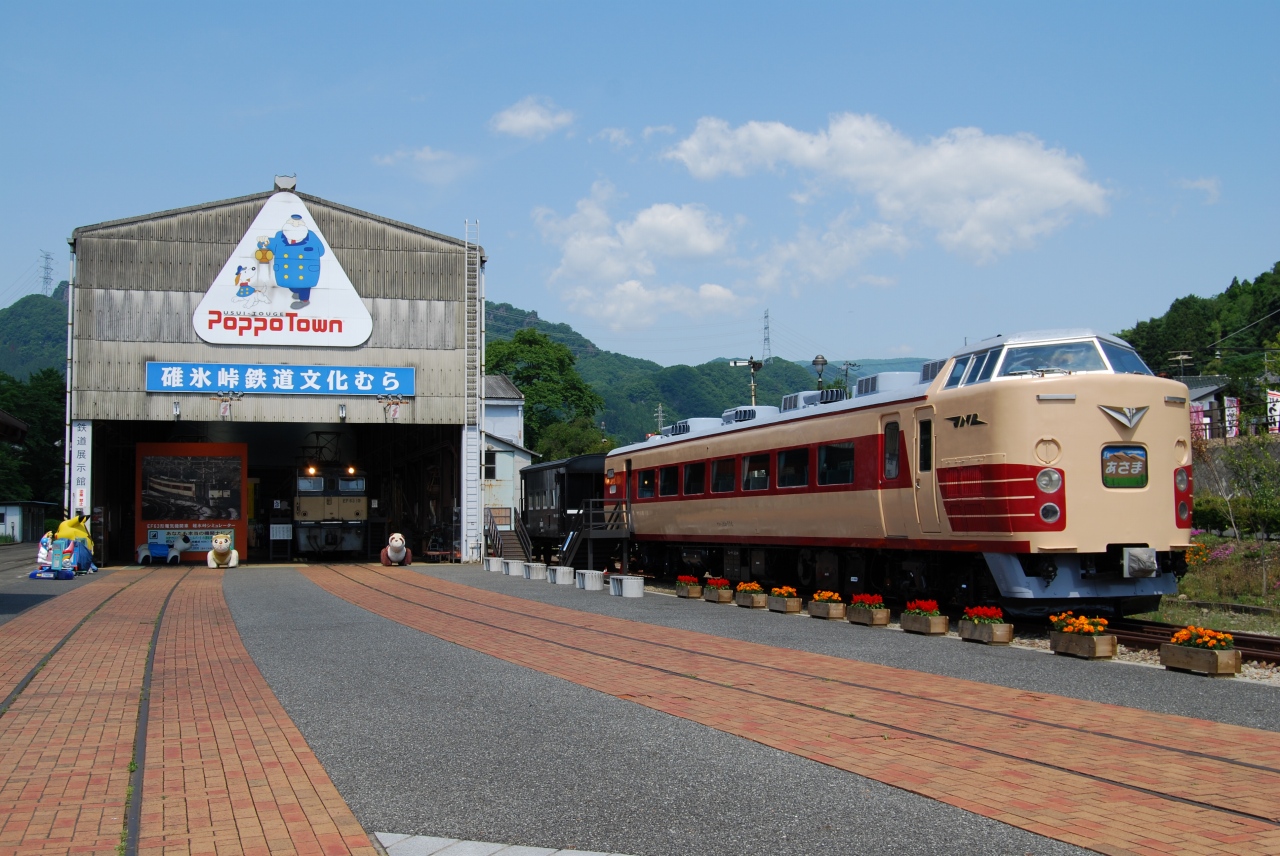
932, 331, 1193, 616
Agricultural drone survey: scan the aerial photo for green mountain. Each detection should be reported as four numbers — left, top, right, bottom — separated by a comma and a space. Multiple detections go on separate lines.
1118, 261, 1280, 391
0, 284, 68, 380
485, 302, 931, 443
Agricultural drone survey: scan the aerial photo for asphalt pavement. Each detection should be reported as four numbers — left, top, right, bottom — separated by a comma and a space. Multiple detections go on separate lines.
226, 566, 1092, 856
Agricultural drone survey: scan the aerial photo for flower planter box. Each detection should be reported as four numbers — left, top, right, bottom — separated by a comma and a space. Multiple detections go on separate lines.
735, 592, 768, 609
959, 619, 1013, 645
1159, 643, 1241, 678
767, 596, 803, 613
1050, 631, 1116, 660
901, 613, 948, 635
703, 587, 734, 603
676, 585, 703, 599
808, 601, 846, 620
847, 607, 891, 627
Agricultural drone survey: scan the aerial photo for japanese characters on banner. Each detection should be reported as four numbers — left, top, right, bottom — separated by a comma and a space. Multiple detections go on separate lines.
191, 191, 373, 347
1224, 396, 1240, 438
1189, 402, 1208, 440
1268, 390, 1280, 434
145, 362, 415, 396
71, 420, 92, 515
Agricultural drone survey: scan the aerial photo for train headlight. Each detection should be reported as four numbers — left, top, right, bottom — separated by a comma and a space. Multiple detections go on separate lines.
1036, 468, 1062, 493
1039, 503, 1061, 523
1178, 501, 1190, 521
1175, 468, 1189, 493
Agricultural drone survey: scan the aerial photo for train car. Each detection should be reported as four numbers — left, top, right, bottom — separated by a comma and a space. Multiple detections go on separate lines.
520, 453, 608, 561
293, 463, 369, 556
605, 329, 1194, 616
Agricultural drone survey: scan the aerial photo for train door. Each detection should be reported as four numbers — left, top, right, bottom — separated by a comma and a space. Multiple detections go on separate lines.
879, 414, 908, 538
913, 406, 941, 533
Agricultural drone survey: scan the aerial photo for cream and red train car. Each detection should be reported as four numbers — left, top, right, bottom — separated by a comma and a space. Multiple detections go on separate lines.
604, 330, 1194, 616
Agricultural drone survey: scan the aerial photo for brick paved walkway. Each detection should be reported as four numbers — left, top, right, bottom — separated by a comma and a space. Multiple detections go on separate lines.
307, 564, 1280, 856
0, 568, 376, 856
138, 568, 376, 856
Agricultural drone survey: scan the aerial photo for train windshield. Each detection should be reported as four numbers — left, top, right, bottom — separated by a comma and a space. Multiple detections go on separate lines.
1099, 340, 1154, 375
338, 477, 366, 492
997, 340, 1108, 376
297, 477, 323, 492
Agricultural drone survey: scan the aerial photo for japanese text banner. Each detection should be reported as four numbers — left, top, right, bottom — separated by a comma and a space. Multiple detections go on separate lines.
145, 362, 414, 396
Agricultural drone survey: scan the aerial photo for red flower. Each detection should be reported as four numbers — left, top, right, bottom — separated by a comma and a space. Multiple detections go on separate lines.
963, 605, 1004, 622
850, 593, 884, 606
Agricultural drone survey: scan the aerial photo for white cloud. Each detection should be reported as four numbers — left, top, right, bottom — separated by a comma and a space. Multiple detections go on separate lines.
534, 183, 743, 330
756, 211, 909, 289
592, 127, 632, 148
372, 146, 473, 184
666, 114, 1108, 260
566, 280, 747, 330
1177, 177, 1220, 205
489, 96, 574, 139
535, 182, 732, 283
643, 124, 676, 140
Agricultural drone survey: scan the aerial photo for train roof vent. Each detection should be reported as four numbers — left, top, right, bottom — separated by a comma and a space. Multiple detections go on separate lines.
856, 375, 878, 396
781, 391, 821, 412
857, 372, 922, 396
920, 359, 946, 383
676, 417, 722, 435
723, 406, 780, 424
660, 425, 674, 436
819, 388, 846, 404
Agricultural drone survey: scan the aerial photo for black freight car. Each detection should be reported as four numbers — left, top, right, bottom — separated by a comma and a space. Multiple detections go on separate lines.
520, 453, 606, 561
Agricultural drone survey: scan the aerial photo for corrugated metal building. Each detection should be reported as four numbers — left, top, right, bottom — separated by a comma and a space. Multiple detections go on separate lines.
68, 178, 485, 565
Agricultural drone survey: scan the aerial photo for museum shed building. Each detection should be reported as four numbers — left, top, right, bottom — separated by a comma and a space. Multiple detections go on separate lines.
67, 177, 485, 565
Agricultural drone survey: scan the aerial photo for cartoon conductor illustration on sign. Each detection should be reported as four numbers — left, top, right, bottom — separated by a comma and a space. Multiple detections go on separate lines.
269, 214, 325, 310
192, 189, 373, 347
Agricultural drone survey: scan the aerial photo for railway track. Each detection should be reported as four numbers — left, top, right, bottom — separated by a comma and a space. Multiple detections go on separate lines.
1109, 618, 1280, 665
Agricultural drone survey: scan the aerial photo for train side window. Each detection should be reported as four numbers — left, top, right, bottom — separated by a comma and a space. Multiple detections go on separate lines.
944, 356, 970, 389
818, 442, 855, 485
658, 466, 679, 496
637, 469, 656, 499
918, 421, 933, 473
962, 351, 985, 384
884, 422, 900, 480
684, 462, 706, 495
711, 459, 736, 493
777, 448, 809, 488
742, 454, 770, 491
974, 348, 1001, 382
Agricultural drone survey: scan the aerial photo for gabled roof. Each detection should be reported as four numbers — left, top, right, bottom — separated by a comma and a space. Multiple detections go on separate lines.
72, 189, 484, 258
483, 432, 537, 457
484, 374, 523, 401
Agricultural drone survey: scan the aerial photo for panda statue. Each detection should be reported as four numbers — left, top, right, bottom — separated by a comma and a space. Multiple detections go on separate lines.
380, 532, 413, 566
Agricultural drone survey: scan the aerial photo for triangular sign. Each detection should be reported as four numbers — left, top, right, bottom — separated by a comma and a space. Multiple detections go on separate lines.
193, 192, 373, 347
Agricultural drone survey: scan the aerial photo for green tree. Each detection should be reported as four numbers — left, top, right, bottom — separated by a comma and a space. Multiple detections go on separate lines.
0, 368, 67, 505
1220, 433, 1280, 595
535, 417, 616, 459
487, 329, 604, 451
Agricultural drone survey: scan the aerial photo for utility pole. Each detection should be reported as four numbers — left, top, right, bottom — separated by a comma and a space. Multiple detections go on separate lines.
654, 402, 666, 433
40, 250, 54, 296
762, 309, 772, 365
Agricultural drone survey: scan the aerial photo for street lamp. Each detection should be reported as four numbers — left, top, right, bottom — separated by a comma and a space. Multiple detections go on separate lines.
812, 355, 828, 390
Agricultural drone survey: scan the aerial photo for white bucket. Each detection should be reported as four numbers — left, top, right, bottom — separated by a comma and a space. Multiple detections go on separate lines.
552, 565, 575, 585
581, 570, 605, 591
527, 562, 547, 581
620, 575, 644, 598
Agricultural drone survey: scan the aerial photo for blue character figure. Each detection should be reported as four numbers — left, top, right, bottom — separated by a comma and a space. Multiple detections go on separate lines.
234, 265, 255, 298
267, 214, 325, 310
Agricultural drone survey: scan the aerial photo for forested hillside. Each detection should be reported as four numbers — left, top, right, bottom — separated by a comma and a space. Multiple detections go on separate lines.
485, 302, 928, 443
1119, 262, 1280, 384
0, 284, 67, 380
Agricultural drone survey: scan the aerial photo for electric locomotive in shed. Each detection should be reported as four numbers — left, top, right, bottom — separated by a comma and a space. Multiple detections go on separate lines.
293, 463, 369, 556
606, 330, 1193, 617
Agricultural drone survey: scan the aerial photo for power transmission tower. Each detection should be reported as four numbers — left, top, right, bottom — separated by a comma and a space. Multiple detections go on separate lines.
39, 251, 54, 296
762, 309, 772, 364
654, 403, 666, 433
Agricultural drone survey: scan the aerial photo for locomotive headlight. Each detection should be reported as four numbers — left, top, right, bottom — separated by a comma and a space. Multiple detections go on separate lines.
1036, 468, 1062, 493
1175, 468, 1189, 493
1178, 501, 1190, 521
1040, 503, 1061, 523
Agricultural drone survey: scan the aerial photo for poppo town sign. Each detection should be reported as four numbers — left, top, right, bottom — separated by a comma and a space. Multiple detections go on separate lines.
193, 192, 373, 346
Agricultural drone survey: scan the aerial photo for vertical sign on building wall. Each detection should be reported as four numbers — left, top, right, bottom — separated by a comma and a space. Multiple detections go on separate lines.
1224, 397, 1240, 438
71, 420, 92, 516
1268, 391, 1280, 434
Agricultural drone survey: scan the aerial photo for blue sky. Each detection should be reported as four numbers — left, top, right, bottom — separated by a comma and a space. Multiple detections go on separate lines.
1, 2, 1277, 368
